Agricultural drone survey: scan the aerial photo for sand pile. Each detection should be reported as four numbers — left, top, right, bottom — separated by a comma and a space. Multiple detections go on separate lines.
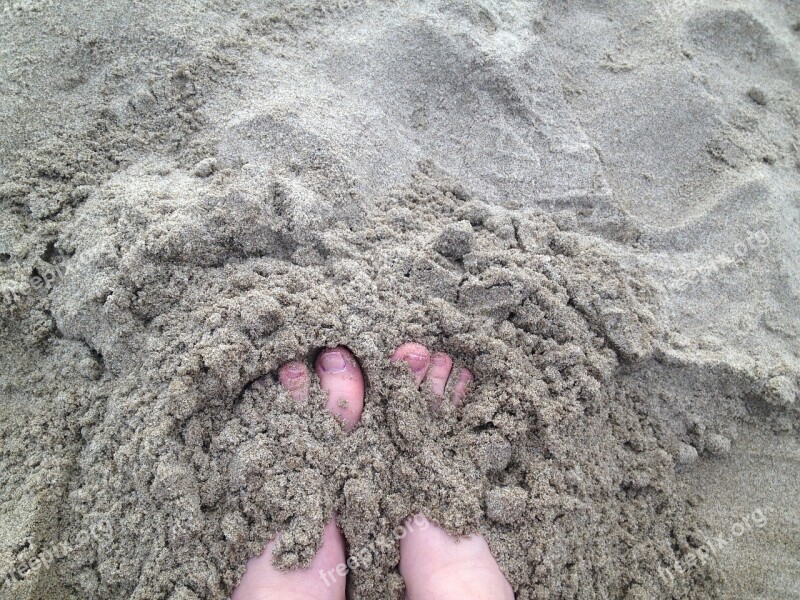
1, 1, 797, 599
2, 161, 713, 598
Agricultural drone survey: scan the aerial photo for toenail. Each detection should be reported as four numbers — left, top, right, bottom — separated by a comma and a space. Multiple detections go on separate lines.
431, 353, 448, 367
405, 353, 428, 372
284, 364, 304, 377
320, 351, 347, 372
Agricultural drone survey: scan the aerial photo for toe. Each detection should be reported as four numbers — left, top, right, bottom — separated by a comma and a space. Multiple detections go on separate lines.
452, 368, 473, 406
426, 352, 453, 398
232, 517, 346, 600
390, 342, 431, 386
315, 346, 365, 432
399, 514, 514, 600
278, 361, 310, 403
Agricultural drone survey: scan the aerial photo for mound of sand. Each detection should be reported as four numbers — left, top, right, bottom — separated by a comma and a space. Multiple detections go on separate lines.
1, 1, 797, 599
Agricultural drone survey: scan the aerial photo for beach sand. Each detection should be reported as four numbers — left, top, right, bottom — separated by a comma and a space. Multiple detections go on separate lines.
0, 1, 798, 598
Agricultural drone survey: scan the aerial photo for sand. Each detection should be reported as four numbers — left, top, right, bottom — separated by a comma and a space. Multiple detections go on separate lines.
0, 1, 798, 599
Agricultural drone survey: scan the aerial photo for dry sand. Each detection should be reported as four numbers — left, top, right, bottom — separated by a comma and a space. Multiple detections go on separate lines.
0, 1, 798, 599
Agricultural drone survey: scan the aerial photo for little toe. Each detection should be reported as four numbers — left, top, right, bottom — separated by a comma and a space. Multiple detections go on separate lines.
315, 346, 365, 432
278, 361, 310, 403
390, 342, 431, 386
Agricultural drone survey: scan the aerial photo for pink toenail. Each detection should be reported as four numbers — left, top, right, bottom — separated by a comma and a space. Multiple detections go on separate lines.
284, 365, 304, 378
431, 353, 448, 366
405, 353, 428, 372
320, 351, 347, 372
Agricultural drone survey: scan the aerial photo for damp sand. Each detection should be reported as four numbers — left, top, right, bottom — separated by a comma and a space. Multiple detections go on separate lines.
0, 1, 798, 599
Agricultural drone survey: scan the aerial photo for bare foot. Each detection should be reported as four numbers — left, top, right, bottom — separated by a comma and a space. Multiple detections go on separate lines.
390, 342, 473, 406
399, 520, 514, 600
233, 344, 513, 600
392, 342, 514, 600
232, 346, 364, 600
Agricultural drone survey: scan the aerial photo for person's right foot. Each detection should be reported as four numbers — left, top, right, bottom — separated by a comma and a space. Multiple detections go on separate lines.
390, 342, 473, 406
392, 343, 515, 600
399, 518, 515, 600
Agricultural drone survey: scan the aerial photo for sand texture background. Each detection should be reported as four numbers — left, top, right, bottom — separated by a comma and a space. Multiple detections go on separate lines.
0, 1, 798, 599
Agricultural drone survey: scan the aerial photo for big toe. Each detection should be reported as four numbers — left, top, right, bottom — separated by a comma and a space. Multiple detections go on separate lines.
315, 346, 365, 432
399, 515, 514, 600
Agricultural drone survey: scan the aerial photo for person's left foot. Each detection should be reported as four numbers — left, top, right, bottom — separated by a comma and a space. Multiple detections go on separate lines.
233, 346, 363, 600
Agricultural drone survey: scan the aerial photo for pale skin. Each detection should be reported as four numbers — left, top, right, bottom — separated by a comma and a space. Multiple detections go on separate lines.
232, 343, 515, 600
